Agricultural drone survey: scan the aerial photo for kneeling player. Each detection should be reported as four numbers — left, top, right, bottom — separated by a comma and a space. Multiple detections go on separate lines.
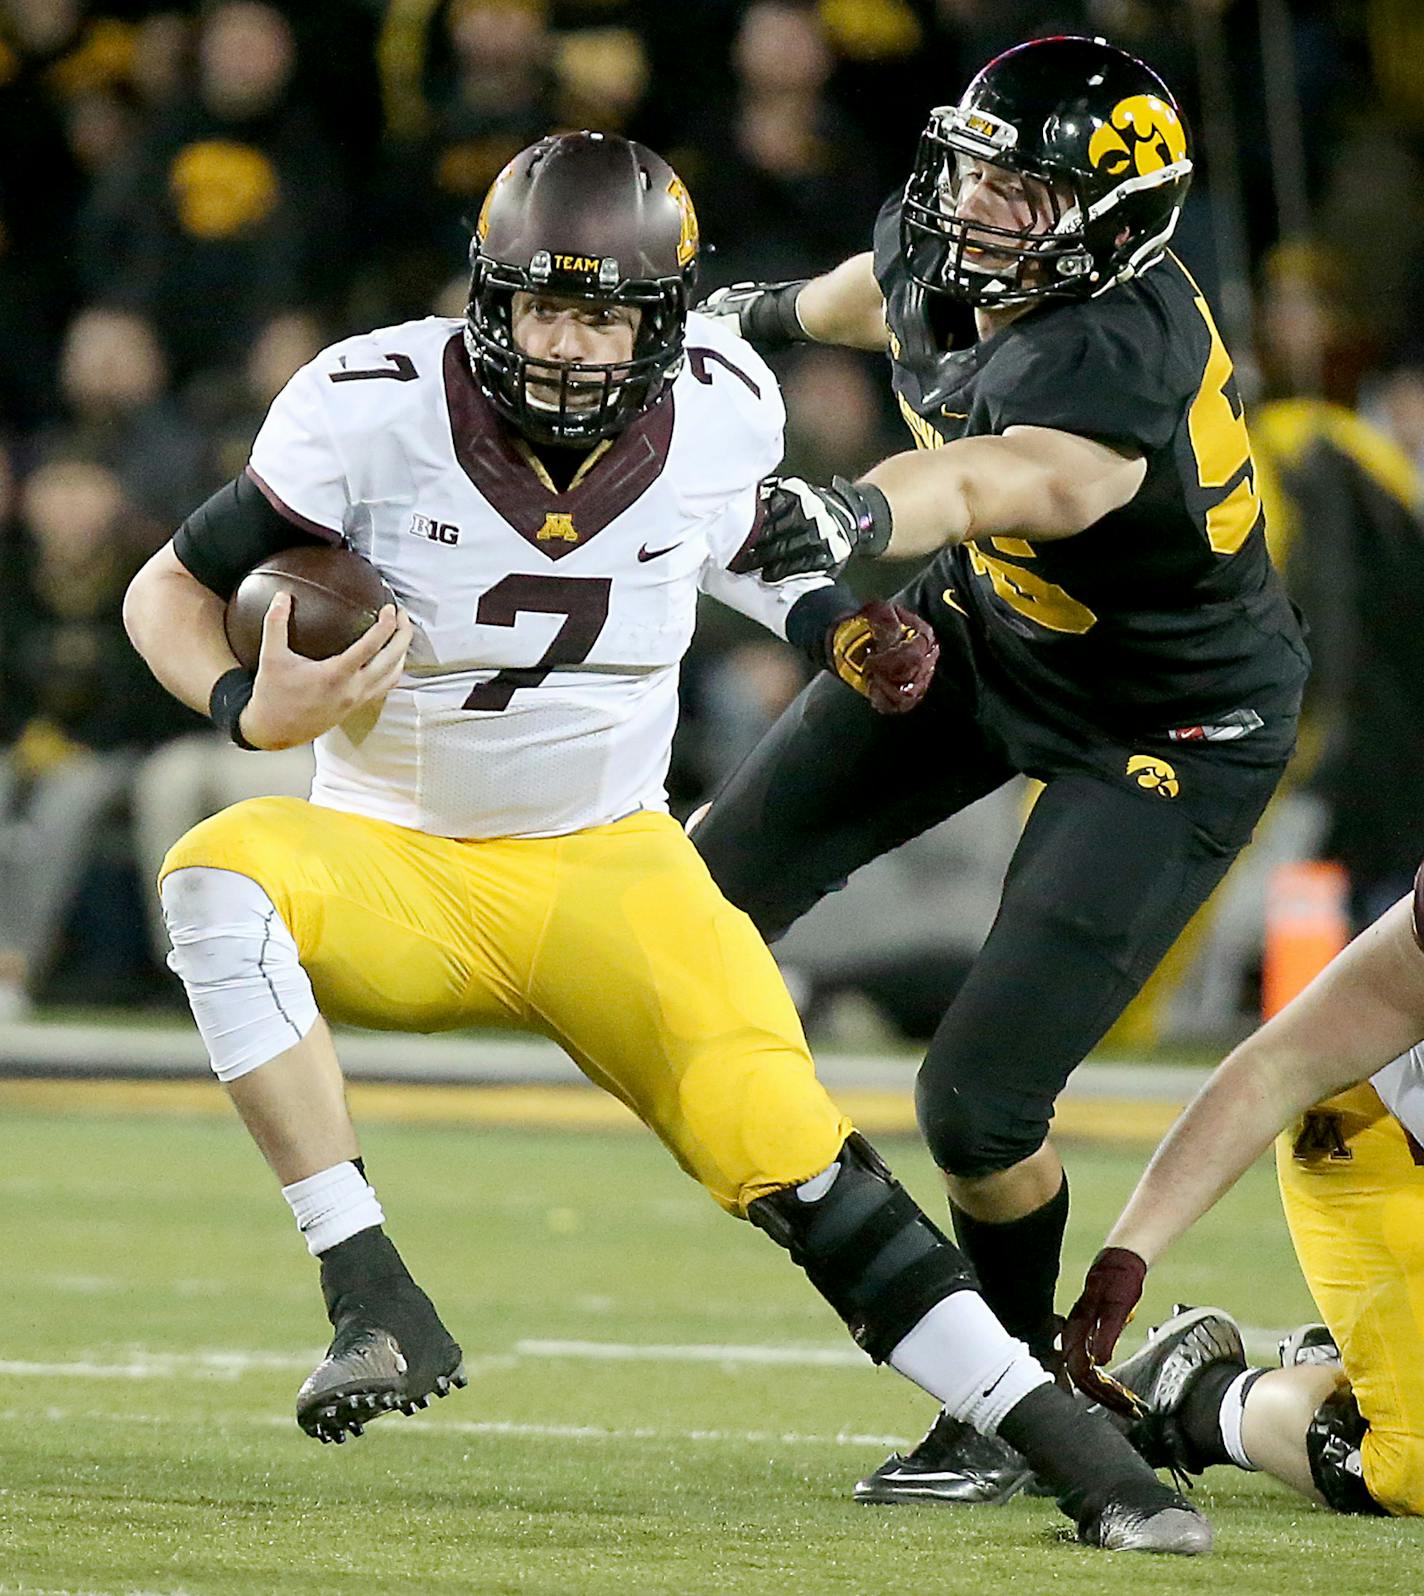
125, 131, 1205, 1552
1064, 875, 1424, 1518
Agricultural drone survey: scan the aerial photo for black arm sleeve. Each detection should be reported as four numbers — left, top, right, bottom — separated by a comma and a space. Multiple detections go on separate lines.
173, 469, 333, 600
786, 581, 861, 668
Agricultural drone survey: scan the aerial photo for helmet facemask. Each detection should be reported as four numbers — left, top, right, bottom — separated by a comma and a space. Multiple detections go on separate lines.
902, 92, 1190, 307
903, 109, 1096, 307
466, 248, 690, 448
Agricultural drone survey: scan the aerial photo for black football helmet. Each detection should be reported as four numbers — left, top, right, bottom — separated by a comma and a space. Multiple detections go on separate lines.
902, 36, 1192, 307
466, 131, 700, 446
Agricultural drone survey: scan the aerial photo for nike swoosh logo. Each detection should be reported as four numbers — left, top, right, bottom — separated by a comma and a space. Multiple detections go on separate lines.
876, 1468, 981, 1483
981, 1366, 1010, 1401
941, 407, 969, 419
637, 541, 684, 562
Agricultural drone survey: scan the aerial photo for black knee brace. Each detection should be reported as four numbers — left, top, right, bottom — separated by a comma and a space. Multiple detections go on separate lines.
1306, 1388, 1388, 1516
747, 1132, 976, 1363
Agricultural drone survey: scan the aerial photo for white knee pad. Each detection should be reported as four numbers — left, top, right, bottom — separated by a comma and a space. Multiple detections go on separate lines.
162, 866, 319, 1082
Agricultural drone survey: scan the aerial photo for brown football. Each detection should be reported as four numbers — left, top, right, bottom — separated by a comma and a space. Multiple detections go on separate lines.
224, 545, 396, 671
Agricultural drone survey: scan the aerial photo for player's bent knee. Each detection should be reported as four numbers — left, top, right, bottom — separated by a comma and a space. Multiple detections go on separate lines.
915, 1076, 1045, 1178
747, 1132, 975, 1362
1306, 1388, 1391, 1516
161, 866, 318, 1083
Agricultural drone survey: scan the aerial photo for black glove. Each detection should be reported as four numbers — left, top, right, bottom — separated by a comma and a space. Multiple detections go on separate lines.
699, 281, 811, 351
729, 475, 893, 584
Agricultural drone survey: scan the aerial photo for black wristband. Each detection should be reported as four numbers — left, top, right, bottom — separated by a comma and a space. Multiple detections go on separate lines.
209, 666, 258, 750
743, 281, 812, 350
785, 582, 861, 670
829, 475, 893, 557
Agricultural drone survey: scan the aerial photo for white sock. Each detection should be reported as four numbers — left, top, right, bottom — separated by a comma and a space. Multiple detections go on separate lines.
282, 1161, 384, 1257
1218, 1368, 1262, 1470
888, 1292, 1052, 1435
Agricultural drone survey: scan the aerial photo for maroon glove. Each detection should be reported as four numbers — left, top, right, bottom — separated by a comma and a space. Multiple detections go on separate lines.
1062, 1246, 1150, 1417
827, 601, 939, 715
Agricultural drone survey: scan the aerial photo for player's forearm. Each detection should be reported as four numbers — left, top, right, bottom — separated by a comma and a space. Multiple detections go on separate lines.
1110, 898, 1424, 1264
1105, 1051, 1295, 1265
793, 253, 887, 351
862, 433, 1145, 560
124, 546, 241, 716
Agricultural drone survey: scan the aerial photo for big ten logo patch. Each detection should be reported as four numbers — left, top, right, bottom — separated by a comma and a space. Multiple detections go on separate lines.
536, 511, 579, 543
410, 513, 460, 546
1126, 753, 1179, 799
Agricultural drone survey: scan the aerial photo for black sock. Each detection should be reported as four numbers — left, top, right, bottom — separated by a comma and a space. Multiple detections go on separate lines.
997, 1382, 1171, 1525
950, 1175, 1068, 1366
1175, 1361, 1256, 1470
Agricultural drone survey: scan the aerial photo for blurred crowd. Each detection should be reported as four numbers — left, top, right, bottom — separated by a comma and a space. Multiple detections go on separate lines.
3, 0, 1424, 1037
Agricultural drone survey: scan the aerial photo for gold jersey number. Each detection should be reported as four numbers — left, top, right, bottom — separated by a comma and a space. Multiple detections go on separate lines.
1185, 287, 1263, 554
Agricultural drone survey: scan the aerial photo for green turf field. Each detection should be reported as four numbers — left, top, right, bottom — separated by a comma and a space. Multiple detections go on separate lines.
1, 1101, 1418, 1594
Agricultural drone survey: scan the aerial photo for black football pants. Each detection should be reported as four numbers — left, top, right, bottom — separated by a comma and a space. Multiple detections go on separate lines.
693, 651, 1290, 1178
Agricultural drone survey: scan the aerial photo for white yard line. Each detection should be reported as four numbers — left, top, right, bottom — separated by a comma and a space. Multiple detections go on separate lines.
0, 1404, 908, 1451
0, 1325, 1295, 1386
514, 1338, 868, 1366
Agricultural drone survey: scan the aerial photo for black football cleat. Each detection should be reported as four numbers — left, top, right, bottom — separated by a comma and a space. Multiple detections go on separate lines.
296, 1228, 466, 1444
854, 1410, 1036, 1505
1105, 1305, 1246, 1475
1077, 1478, 1213, 1555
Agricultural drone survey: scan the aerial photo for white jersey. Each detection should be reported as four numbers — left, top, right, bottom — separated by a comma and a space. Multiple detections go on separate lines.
1371, 1046, 1424, 1146
247, 312, 829, 838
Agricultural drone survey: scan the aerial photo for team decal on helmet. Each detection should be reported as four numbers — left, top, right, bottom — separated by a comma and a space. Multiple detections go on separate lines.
1088, 94, 1189, 179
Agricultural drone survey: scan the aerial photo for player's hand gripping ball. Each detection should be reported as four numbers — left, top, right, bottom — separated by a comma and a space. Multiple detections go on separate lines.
224, 545, 397, 671
829, 600, 939, 715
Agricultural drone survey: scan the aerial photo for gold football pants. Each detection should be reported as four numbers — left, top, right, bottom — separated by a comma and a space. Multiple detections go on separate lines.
1277, 1081, 1424, 1515
161, 798, 853, 1216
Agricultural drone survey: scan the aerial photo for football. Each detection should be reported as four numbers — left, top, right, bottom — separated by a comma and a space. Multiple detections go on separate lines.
224, 544, 396, 671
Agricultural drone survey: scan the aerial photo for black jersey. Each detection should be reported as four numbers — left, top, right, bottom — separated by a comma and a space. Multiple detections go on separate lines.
872, 196, 1308, 742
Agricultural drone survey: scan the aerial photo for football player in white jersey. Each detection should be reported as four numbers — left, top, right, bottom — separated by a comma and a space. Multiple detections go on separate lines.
123, 131, 1210, 1552
1062, 871, 1424, 1518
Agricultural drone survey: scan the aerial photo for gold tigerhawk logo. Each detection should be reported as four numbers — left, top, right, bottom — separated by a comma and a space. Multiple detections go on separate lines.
668, 174, 699, 267
1088, 95, 1187, 180
536, 511, 579, 543
1126, 753, 1179, 799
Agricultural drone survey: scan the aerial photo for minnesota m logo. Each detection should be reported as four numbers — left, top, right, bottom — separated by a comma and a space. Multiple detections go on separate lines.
536, 512, 579, 543
1293, 1109, 1352, 1163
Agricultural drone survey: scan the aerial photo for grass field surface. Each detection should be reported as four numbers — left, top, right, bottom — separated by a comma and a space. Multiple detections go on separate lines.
1, 1091, 1418, 1594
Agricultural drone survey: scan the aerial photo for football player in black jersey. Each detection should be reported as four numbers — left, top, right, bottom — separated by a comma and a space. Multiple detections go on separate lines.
696, 35, 1310, 1507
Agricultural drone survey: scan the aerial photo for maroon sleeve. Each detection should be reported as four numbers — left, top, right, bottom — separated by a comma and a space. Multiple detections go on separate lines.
1412, 860, 1424, 952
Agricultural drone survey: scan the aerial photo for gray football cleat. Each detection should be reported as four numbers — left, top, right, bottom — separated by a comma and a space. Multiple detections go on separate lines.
1078, 1486, 1213, 1554
1277, 1322, 1342, 1369
1106, 1304, 1246, 1475
297, 1320, 466, 1444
